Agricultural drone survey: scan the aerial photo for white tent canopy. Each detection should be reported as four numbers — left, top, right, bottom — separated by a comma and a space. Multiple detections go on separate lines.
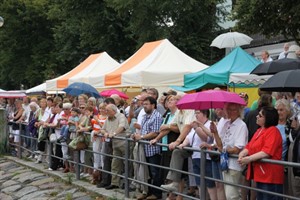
104, 39, 208, 88
26, 83, 66, 95
229, 73, 272, 86
26, 83, 46, 94
46, 52, 120, 91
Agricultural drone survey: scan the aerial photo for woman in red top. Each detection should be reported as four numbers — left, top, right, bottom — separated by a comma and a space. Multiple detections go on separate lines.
238, 107, 284, 200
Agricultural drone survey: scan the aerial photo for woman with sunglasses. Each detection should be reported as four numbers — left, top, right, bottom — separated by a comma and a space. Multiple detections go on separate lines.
238, 107, 284, 200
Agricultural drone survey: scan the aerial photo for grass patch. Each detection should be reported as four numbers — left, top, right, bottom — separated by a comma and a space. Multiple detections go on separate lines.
22, 157, 31, 162
65, 192, 72, 200
66, 173, 74, 185
50, 191, 58, 197
12, 171, 20, 176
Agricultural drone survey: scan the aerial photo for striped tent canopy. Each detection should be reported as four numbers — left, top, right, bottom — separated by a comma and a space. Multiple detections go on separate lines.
46, 52, 120, 90
103, 39, 208, 88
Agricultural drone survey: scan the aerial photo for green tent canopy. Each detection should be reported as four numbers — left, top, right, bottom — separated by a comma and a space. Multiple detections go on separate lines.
172, 47, 261, 91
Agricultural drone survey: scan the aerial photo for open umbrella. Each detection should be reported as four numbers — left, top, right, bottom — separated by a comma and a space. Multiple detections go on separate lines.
176, 90, 246, 110
100, 89, 129, 99
63, 82, 100, 98
259, 70, 300, 92
251, 58, 300, 75
210, 32, 253, 49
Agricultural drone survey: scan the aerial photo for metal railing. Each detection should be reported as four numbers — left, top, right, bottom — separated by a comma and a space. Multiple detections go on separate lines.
5, 121, 300, 200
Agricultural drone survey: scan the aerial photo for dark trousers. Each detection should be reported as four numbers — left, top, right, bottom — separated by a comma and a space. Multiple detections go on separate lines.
38, 140, 46, 152
51, 142, 63, 170
256, 182, 283, 200
146, 154, 162, 198
100, 141, 112, 185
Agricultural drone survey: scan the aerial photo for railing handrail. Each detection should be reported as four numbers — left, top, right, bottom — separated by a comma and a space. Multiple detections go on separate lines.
5, 121, 300, 200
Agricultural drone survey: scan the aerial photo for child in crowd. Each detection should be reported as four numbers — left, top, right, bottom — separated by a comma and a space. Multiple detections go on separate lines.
60, 108, 80, 142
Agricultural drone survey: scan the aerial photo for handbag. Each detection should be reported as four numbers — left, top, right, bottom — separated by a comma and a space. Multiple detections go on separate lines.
68, 135, 88, 150
209, 148, 220, 162
49, 133, 57, 143
220, 150, 229, 171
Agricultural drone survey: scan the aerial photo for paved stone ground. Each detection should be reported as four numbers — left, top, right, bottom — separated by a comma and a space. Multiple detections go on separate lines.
0, 157, 109, 200
0, 156, 199, 200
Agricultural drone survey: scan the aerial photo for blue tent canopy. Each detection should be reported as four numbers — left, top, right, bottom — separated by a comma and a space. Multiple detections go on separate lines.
173, 47, 261, 91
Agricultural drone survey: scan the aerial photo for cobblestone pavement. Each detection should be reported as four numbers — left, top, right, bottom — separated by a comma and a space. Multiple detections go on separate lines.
0, 156, 198, 200
0, 157, 107, 200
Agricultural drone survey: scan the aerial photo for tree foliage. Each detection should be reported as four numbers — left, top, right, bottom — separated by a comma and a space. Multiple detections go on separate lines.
233, 0, 300, 44
0, 0, 226, 90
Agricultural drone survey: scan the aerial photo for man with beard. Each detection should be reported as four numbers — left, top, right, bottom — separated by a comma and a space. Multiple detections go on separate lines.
133, 96, 163, 200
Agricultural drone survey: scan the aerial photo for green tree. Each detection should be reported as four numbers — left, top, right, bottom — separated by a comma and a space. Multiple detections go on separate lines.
107, 0, 226, 63
0, 0, 55, 89
233, 0, 300, 44
47, 0, 136, 76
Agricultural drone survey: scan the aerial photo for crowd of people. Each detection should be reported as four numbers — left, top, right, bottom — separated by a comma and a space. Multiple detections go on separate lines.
2, 87, 300, 200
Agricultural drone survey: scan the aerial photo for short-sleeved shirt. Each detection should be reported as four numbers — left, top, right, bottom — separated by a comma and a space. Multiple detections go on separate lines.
246, 127, 284, 184
141, 109, 163, 157
91, 115, 107, 131
187, 120, 211, 159
172, 110, 195, 133
68, 115, 79, 130
219, 117, 248, 171
102, 112, 130, 136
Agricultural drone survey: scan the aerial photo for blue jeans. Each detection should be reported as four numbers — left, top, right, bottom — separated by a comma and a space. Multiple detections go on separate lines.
212, 160, 223, 180
192, 158, 215, 188
256, 182, 283, 200
60, 125, 69, 139
146, 154, 162, 198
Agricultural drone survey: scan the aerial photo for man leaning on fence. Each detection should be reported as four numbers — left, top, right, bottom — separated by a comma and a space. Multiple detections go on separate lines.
101, 104, 131, 190
133, 96, 163, 200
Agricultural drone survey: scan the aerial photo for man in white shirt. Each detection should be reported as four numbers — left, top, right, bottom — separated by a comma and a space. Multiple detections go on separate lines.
278, 43, 290, 59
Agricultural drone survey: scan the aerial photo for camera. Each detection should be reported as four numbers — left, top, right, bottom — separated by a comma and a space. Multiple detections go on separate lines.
133, 98, 138, 103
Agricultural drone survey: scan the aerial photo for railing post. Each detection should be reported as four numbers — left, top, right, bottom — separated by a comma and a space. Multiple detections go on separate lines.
200, 149, 206, 200
48, 141, 53, 169
18, 122, 22, 158
124, 135, 130, 198
75, 150, 80, 180
0, 108, 8, 154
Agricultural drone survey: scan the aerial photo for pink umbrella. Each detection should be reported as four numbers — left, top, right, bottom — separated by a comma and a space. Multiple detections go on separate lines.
176, 90, 246, 110
100, 89, 129, 99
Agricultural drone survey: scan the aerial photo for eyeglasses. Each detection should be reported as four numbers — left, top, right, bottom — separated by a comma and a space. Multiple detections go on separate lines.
80, 107, 85, 109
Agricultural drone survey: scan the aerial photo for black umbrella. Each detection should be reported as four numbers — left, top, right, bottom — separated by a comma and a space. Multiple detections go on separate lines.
259, 70, 300, 92
251, 58, 300, 75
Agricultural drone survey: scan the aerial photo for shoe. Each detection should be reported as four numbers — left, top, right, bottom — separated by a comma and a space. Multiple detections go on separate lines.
136, 193, 147, 200
97, 182, 109, 188
161, 182, 178, 192
146, 194, 158, 200
35, 160, 42, 164
82, 173, 90, 178
105, 185, 118, 190
34, 150, 42, 154
48, 168, 53, 171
